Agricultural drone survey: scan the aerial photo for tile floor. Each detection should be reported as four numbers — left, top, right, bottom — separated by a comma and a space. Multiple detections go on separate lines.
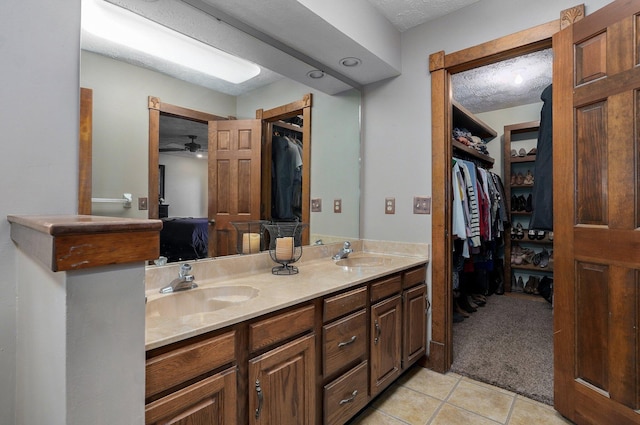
347, 366, 573, 425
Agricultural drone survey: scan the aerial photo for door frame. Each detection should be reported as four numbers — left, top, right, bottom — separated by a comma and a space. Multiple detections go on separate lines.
427, 7, 584, 373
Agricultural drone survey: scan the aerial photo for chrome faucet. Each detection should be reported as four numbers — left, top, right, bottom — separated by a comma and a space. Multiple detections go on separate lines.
159, 263, 197, 294
332, 241, 353, 260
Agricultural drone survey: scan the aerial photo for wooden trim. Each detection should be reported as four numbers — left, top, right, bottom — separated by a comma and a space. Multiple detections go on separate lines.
78, 88, 93, 215
257, 94, 313, 245
148, 96, 227, 219
8, 215, 162, 272
429, 14, 565, 373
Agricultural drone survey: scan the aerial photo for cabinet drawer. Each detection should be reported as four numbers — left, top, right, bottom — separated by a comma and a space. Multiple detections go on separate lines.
324, 361, 369, 425
403, 265, 426, 289
250, 304, 315, 352
323, 309, 367, 377
370, 274, 402, 302
146, 330, 235, 400
323, 286, 367, 322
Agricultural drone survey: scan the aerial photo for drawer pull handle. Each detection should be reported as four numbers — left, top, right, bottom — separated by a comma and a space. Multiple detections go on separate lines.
255, 379, 263, 419
339, 390, 358, 405
338, 335, 357, 348
374, 320, 381, 345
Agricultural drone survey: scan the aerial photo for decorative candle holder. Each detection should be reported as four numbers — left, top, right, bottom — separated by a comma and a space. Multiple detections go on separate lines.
263, 222, 308, 275
231, 220, 269, 255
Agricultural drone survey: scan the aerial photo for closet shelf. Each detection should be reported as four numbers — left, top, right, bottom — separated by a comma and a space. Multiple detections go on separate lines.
511, 156, 536, 163
452, 140, 495, 166
511, 264, 554, 273
452, 100, 497, 141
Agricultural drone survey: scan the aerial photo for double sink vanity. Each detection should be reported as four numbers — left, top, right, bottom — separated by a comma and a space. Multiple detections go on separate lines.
7, 215, 428, 425
144, 240, 429, 425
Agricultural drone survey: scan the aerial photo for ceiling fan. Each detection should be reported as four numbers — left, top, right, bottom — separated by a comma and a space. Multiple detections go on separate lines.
160, 135, 203, 153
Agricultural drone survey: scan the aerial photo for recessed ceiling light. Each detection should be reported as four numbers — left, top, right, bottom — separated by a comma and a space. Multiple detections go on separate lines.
340, 57, 361, 67
307, 70, 325, 79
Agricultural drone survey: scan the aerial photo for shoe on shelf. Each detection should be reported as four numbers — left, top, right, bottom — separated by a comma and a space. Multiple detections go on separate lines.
524, 276, 534, 293
517, 195, 527, 211
511, 195, 518, 211
510, 173, 517, 185
516, 222, 525, 239
525, 194, 533, 212
548, 231, 554, 241
527, 148, 537, 156
511, 149, 518, 157
536, 230, 546, 240
523, 170, 534, 185
539, 248, 550, 268
528, 229, 537, 240
516, 172, 525, 185
514, 276, 525, 292
518, 148, 527, 157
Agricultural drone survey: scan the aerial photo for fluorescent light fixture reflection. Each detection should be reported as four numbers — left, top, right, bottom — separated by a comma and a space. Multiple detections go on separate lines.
81, 0, 260, 84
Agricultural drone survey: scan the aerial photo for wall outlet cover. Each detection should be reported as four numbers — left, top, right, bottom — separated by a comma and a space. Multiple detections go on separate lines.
311, 198, 322, 212
138, 197, 148, 210
334, 199, 342, 213
413, 196, 431, 214
385, 197, 395, 214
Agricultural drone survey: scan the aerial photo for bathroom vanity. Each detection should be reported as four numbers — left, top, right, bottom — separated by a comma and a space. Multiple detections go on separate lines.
144, 247, 428, 425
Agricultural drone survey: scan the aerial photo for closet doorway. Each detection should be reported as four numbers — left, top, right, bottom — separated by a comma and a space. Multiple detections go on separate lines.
428, 3, 585, 398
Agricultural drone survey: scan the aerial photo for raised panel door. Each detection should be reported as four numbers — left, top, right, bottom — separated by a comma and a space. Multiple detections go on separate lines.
370, 295, 402, 397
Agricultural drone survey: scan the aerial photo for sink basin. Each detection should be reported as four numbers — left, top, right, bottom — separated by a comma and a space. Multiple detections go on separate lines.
335, 256, 388, 268
147, 285, 259, 318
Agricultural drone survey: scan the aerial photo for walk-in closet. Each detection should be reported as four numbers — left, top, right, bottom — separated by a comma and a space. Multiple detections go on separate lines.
447, 48, 555, 405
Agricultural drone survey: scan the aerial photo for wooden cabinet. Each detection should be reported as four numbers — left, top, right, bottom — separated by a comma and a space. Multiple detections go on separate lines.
370, 293, 403, 396
146, 367, 237, 425
403, 283, 427, 366
145, 331, 237, 424
248, 304, 316, 425
249, 333, 316, 425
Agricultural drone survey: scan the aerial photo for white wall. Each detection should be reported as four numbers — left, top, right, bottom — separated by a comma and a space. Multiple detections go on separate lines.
159, 154, 208, 217
1, 0, 81, 422
80, 51, 237, 218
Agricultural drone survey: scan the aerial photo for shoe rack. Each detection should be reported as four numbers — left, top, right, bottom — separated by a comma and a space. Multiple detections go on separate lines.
503, 120, 554, 295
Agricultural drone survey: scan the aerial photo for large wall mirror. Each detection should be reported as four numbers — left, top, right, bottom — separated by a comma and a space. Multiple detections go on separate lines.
79, 0, 361, 262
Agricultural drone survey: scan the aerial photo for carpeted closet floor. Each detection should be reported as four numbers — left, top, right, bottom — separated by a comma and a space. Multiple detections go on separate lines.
451, 293, 554, 405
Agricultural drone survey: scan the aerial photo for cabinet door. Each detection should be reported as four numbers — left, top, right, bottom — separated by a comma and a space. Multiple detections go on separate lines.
249, 333, 316, 425
145, 367, 237, 425
403, 284, 427, 367
370, 295, 402, 396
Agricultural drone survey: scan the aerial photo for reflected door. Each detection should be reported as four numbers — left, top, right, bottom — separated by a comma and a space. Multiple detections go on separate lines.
209, 119, 262, 256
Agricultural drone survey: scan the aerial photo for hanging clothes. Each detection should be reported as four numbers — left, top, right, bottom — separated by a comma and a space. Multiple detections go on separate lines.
530, 84, 553, 230
272, 135, 297, 220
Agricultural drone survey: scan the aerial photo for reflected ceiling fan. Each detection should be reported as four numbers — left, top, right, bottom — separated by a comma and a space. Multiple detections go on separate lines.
160, 135, 203, 153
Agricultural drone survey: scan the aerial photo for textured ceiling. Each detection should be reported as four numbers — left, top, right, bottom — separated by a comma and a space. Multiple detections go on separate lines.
366, 0, 481, 32
452, 49, 553, 113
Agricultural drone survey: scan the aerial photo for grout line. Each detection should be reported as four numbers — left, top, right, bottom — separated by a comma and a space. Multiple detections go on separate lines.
504, 393, 518, 424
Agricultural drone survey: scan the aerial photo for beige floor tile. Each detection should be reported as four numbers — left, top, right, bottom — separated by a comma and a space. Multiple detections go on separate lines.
399, 367, 460, 400
508, 398, 573, 425
371, 384, 441, 425
460, 376, 516, 397
447, 380, 515, 423
430, 403, 503, 425
348, 407, 409, 424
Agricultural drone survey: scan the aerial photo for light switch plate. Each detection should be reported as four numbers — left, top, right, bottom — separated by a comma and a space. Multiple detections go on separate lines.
334, 199, 342, 213
385, 197, 395, 214
311, 198, 322, 212
138, 197, 148, 210
413, 196, 431, 214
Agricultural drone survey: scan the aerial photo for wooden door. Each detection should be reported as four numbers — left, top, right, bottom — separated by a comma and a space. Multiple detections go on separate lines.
145, 367, 237, 425
402, 284, 427, 367
248, 334, 316, 425
370, 295, 402, 397
554, 1, 640, 423
209, 119, 261, 256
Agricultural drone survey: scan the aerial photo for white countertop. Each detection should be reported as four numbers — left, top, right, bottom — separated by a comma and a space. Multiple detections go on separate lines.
145, 251, 428, 350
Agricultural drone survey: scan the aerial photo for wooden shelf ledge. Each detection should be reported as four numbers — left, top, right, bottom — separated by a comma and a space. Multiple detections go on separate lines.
7, 215, 162, 272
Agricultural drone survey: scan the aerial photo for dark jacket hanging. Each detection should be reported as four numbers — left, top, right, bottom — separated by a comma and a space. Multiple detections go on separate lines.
530, 84, 553, 230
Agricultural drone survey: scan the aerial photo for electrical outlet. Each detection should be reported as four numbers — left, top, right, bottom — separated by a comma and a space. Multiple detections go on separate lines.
413, 196, 431, 214
138, 197, 148, 210
334, 199, 342, 213
385, 197, 395, 214
311, 198, 322, 212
